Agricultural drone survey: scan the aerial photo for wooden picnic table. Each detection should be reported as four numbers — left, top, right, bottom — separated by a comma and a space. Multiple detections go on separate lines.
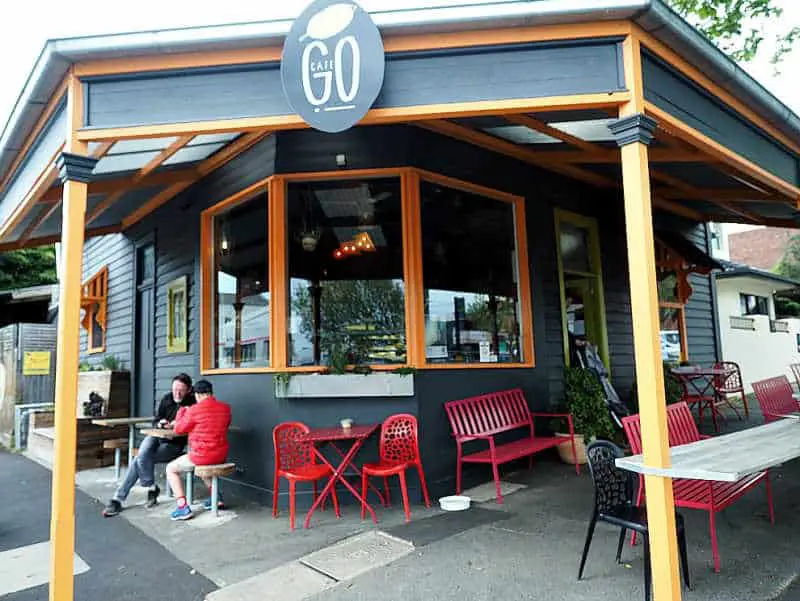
92, 416, 153, 466
615, 418, 800, 482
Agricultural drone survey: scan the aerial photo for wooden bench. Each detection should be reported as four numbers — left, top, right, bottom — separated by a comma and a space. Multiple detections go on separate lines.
444, 388, 579, 504
622, 402, 773, 572
177, 462, 236, 516
103, 438, 128, 481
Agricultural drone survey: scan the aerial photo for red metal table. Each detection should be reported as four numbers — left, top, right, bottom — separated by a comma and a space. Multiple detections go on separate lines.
300, 423, 382, 529
671, 366, 739, 431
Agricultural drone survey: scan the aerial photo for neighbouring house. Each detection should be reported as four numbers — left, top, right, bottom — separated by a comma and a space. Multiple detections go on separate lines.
0, 0, 798, 510
0, 284, 57, 327
727, 226, 796, 270
713, 261, 800, 389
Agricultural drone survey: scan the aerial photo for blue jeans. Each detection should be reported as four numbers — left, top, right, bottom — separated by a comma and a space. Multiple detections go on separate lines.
114, 435, 184, 501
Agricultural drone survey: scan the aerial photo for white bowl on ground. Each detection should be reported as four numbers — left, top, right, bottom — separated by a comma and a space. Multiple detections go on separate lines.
438, 495, 471, 511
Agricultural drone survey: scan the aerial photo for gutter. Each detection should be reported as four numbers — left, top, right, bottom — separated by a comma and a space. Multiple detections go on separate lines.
1, 0, 799, 186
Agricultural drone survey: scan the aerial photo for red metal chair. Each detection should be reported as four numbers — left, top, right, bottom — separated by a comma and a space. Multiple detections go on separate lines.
622, 402, 773, 572
752, 375, 800, 423
789, 363, 800, 392
713, 361, 748, 420
360, 414, 431, 522
272, 421, 340, 530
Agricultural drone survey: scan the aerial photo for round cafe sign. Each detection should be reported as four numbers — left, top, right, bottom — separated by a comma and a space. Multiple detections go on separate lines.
281, 0, 385, 133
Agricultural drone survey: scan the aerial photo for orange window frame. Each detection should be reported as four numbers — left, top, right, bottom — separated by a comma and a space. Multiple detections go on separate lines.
81, 266, 108, 354
199, 168, 535, 374
658, 301, 689, 363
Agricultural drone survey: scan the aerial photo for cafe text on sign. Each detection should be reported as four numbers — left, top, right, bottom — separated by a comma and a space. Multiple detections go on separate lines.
281, 0, 385, 133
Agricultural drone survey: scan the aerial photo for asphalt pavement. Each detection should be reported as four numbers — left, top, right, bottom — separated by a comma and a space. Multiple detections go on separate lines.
0, 449, 216, 601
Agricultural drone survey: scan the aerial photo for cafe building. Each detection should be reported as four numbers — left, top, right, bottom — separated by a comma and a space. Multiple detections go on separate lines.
1, 1, 798, 598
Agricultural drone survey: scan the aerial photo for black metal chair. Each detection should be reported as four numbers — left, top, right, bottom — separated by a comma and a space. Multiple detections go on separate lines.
578, 440, 691, 601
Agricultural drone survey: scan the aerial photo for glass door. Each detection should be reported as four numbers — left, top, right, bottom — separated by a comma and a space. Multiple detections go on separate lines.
555, 210, 609, 367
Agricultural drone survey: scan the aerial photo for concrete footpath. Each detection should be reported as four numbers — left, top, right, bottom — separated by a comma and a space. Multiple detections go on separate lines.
72, 443, 800, 601
0, 449, 215, 601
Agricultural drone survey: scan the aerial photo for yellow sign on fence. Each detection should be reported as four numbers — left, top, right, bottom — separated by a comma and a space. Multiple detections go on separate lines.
23, 351, 51, 375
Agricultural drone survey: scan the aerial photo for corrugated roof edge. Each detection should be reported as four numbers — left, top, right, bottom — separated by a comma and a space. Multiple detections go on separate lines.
1, 0, 799, 189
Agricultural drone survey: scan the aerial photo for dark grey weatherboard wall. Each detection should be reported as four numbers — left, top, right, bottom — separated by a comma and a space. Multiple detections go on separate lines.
83, 40, 624, 129
642, 52, 799, 185
79, 125, 718, 501
79, 234, 134, 366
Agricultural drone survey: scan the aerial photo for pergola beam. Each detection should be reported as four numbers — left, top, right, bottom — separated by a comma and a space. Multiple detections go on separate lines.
523, 148, 704, 164
417, 120, 618, 188
646, 102, 800, 202
21, 142, 114, 244
86, 135, 194, 224
122, 131, 271, 228
40, 169, 198, 203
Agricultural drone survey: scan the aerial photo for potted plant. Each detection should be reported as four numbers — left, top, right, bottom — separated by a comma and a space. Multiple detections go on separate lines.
77, 355, 130, 418
552, 365, 616, 465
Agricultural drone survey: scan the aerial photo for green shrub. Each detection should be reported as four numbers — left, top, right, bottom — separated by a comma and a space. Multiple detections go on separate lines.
561, 366, 616, 441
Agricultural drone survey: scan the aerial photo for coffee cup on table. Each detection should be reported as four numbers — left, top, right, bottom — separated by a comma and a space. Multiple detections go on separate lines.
340, 418, 353, 430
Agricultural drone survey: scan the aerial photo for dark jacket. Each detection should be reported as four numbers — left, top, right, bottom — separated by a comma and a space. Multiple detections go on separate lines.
174, 396, 231, 465
153, 392, 196, 448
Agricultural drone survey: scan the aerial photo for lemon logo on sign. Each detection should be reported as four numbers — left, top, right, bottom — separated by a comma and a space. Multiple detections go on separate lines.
282, 0, 385, 133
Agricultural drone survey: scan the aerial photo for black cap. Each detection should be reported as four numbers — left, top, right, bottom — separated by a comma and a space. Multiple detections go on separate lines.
194, 380, 213, 395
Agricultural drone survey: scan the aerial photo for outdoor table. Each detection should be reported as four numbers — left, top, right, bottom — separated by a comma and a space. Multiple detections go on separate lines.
615, 418, 800, 482
92, 416, 152, 466
299, 423, 382, 529
670, 365, 734, 428
139, 428, 180, 439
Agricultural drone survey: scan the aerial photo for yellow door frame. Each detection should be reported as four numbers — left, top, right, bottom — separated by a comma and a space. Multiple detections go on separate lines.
554, 208, 610, 368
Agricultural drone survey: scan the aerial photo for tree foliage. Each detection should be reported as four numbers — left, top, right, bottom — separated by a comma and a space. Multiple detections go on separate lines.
0, 246, 57, 290
667, 0, 798, 64
292, 279, 405, 363
775, 235, 800, 281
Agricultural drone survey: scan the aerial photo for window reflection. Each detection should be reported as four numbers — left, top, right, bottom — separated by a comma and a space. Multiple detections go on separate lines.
212, 192, 270, 368
287, 179, 406, 366
420, 181, 522, 364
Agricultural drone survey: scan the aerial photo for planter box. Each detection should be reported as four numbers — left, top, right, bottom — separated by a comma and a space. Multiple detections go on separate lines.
275, 373, 414, 398
77, 370, 130, 418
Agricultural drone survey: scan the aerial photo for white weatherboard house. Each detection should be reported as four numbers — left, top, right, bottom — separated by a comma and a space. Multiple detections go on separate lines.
713, 262, 800, 390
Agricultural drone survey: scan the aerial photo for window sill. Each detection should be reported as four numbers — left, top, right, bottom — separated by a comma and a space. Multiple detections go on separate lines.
275, 372, 415, 398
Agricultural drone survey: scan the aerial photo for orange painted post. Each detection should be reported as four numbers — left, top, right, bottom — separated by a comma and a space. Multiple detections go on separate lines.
614, 33, 682, 601
49, 74, 98, 601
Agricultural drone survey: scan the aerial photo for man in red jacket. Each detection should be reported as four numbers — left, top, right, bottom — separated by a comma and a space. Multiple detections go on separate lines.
165, 379, 232, 521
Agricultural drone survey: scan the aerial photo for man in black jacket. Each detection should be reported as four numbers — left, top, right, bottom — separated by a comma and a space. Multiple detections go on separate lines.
103, 373, 196, 517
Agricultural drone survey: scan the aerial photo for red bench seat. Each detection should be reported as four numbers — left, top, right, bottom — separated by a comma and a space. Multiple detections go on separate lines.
444, 388, 579, 503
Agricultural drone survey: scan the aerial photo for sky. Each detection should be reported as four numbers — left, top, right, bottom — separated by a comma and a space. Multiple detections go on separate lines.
0, 0, 798, 131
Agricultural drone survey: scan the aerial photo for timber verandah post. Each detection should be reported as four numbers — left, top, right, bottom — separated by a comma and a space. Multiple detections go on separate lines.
49, 73, 98, 601
611, 33, 682, 601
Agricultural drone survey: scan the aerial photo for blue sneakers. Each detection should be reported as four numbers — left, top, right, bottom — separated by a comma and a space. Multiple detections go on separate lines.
203, 496, 225, 511
170, 505, 193, 521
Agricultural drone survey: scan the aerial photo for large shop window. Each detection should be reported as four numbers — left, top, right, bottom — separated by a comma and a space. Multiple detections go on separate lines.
287, 178, 406, 366
81, 267, 108, 354
200, 170, 534, 373
209, 191, 270, 369
420, 180, 524, 364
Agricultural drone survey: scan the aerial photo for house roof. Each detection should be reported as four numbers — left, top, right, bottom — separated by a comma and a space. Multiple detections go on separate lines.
0, 283, 56, 303
1, 0, 799, 188
715, 259, 800, 290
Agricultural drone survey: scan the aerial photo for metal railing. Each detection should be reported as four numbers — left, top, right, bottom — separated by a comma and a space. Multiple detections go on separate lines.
770, 320, 790, 333
729, 315, 756, 331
